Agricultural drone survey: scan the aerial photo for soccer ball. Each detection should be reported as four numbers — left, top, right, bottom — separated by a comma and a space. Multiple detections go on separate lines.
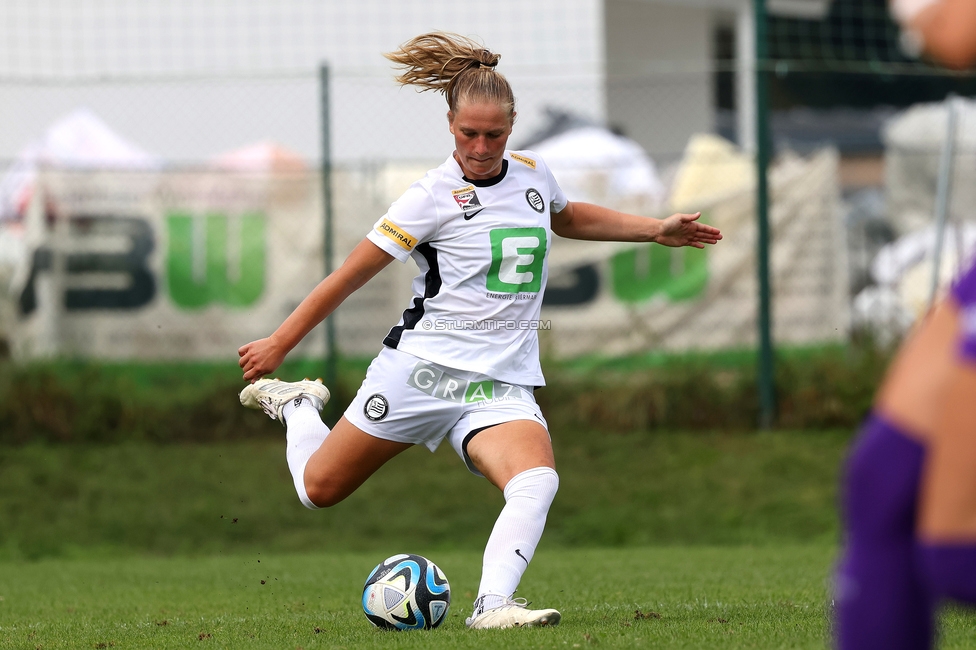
362, 553, 451, 630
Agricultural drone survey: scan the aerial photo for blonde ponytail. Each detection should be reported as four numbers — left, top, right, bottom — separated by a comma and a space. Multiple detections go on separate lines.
384, 32, 515, 119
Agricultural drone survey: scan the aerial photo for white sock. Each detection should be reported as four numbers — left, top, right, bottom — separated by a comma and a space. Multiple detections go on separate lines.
475, 466, 559, 613
283, 397, 330, 510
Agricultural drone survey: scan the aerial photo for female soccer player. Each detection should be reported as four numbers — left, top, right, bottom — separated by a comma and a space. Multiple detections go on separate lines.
238, 32, 721, 630
836, 256, 976, 649
837, 6, 976, 648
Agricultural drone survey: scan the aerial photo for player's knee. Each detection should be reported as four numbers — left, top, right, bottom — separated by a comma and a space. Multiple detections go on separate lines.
303, 478, 347, 509
504, 466, 559, 513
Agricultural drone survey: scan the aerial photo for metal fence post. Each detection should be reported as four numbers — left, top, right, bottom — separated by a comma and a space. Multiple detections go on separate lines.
929, 94, 959, 310
754, 0, 775, 429
320, 63, 338, 401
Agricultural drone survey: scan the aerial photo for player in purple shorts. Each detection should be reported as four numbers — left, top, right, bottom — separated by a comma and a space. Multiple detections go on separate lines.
836, 257, 976, 649
836, 4, 976, 647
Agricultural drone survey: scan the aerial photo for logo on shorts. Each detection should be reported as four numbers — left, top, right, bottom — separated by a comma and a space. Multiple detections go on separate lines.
525, 188, 544, 213
364, 394, 389, 421
406, 361, 524, 404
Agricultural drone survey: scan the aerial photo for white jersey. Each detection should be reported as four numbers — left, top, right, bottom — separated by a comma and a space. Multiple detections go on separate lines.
365, 150, 568, 386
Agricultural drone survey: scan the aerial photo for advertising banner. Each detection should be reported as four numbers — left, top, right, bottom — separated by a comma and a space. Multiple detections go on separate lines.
539, 146, 848, 357
6, 146, 847, 361
10, 168, 326, 360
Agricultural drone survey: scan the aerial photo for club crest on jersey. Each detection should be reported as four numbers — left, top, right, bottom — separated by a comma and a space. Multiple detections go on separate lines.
452, 185, 483, 216
525, 188, 545, 213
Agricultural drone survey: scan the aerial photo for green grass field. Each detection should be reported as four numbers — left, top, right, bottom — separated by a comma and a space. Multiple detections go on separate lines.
3, 547, 976, 649
1, 546, 834, 649
0, 430, 847, 559
3, 429, 975, 648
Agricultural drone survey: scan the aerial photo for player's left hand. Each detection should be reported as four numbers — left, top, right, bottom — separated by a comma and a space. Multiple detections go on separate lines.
656, 212, 722, 248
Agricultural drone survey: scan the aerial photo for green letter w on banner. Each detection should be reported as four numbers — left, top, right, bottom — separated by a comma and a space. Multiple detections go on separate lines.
167, 213, 265, 309
610, 244, 708, 303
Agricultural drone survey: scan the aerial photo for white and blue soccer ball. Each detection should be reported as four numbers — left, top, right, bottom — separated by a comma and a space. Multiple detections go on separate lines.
362, 553, 451, 630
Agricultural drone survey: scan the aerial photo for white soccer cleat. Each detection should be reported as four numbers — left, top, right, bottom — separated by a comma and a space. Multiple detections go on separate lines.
239, 378, 330, 424
465, 595, 561, 630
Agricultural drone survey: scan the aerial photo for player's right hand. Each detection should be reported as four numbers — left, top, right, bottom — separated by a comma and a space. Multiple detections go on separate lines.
238, 336, 286, 383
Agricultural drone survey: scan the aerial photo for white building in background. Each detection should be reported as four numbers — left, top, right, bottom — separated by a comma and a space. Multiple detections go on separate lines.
604, 0, 829, 159
0, 0, 829, 165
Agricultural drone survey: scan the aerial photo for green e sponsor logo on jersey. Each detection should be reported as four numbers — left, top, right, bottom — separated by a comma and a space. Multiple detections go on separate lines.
487, 227, 547, 294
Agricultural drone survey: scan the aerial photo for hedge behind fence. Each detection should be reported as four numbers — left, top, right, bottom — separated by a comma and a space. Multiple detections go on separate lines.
0, 342, 891, 444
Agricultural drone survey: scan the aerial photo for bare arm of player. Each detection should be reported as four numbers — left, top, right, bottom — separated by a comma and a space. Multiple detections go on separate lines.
551, 201, 722, 248
894, 0, 976, 69
238, 239, 395, 382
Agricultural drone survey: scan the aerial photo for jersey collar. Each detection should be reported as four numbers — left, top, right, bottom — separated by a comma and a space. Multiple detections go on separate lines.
451, 155, 509, 188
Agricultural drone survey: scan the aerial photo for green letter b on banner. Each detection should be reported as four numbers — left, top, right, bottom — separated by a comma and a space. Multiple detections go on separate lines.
167, 213, 265, 309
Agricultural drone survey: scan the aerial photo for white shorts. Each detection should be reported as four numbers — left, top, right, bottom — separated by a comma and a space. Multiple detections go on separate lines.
344, 346, 549, 476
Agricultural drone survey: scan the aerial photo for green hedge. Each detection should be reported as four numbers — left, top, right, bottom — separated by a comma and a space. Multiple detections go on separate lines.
540, 341, 892, 433
0, 342, 892, 444
0, 359, 361, 444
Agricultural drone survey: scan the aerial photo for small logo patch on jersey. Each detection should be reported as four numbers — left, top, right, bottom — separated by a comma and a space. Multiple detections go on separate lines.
525, 188, 545, 213
376, 219, 416, 251
452, 184, 484, 217
510, 152, 537, 169
364, 394, 389, 421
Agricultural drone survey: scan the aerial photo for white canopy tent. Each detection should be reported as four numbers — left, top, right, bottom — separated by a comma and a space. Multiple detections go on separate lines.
0, 108, 159, 223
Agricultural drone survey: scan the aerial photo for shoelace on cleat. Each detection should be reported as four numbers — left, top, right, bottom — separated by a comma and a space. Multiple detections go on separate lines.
473, 594, 530, 618
257, 397, 278, 419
